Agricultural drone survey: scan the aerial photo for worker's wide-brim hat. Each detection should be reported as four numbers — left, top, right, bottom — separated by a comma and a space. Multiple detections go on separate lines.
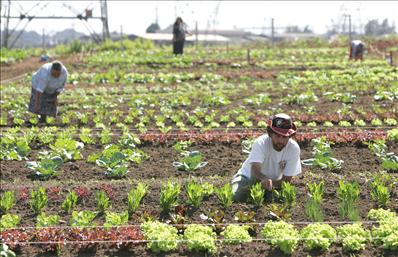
267, 113, 297, 137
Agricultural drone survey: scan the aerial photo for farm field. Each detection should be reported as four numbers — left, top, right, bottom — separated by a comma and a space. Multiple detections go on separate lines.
1, 38, 398, 256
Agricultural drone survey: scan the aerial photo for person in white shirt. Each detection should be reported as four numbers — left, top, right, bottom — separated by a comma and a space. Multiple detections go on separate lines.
349, 40, 366, 61
28, 61, 68, 123
231, 113, 302, 201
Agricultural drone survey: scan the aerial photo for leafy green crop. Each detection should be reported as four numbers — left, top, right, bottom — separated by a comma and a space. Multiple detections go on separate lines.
49, 138, 84, 161
184, 224, 217, 253
141, 221, 179, 253
370, 214, 398, 248
369, 178, 390, 207
0, 214, 20, 231
302, 137, 343, 171
95, 190, 110, 214
104, 211, 129, 228
261, 220, 299, 254
127, 182, 148, 213
336, 223, 369, 252
0, 191, 15, 214
61, 191, 78, 213
159, 180, 180, 213
305, 181, 324, 222
69, 210, 97, 227
36, 212, 60, 228
0, 135, 30, 161
0, 243, 16, 257
367, 208, 396, 222
173, 151, 207, 172
26, 154, 63, 180
185, 181, 206, 208
337, 180, 360, 221
220, 224, 252, 245
277, 181, 297, 209
29, 187, 48, 214
249, 182, 265, 207
215, 183, 233, 208
300, 223, 336, 250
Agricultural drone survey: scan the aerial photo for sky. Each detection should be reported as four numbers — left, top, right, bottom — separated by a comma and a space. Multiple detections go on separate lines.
1, 1, 397, 36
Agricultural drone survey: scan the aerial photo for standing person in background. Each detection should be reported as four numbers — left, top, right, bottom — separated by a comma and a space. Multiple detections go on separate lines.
349, 40, 366, 61
172, 17, 191, 55
28, 61, 68, 123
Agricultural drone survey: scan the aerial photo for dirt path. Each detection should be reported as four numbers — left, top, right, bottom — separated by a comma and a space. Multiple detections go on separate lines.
0, 53, 83, 83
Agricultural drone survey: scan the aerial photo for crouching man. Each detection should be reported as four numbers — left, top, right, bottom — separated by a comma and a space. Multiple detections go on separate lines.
231, 113, 302, 202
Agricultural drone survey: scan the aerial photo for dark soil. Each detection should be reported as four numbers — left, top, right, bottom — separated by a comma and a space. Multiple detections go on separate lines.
1, 143, 398, 256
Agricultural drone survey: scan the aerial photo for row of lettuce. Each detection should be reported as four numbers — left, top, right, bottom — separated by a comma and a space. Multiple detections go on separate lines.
1, 126, 398, 179
1, 209, 397, 254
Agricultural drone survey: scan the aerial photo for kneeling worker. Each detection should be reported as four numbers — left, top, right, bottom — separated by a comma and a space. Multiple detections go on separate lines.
231, 113, 302, 202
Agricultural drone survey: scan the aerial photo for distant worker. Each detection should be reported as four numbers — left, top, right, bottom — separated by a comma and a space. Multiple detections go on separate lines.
28, 61, 68, 123
172, 17, 191, 55
349, 40, 366, 61
231, 114, 302, 202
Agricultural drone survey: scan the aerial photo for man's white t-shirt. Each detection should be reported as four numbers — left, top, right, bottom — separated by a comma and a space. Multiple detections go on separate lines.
237, 134, 301, 180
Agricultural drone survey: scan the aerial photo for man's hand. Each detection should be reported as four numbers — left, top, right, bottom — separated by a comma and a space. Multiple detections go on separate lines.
262, 178, 273, 191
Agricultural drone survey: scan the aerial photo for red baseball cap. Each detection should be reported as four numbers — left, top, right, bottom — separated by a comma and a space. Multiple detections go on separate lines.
267, 113, 297, 137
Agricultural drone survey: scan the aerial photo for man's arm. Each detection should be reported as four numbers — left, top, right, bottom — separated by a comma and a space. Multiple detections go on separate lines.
251, 163, 273, 191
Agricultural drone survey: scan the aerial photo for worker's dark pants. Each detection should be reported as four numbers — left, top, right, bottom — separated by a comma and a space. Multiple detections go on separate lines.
173, 40, 185, 55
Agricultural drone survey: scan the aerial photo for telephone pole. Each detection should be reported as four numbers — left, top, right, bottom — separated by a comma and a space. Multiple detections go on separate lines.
100, 0, 110, 40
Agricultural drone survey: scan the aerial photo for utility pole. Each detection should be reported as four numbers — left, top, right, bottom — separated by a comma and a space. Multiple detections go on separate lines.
271, 18, 275, 45
100, 0, 110, 40
195, 21, 198, 50
3, 0, 11, 48
42, 28, 45, 49
348, 14, 352, 42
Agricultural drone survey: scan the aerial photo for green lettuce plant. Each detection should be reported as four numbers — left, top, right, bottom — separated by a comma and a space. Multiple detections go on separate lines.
0, 191, 15, 214
127, 182, 148, 213
69, 210, 97, 227
26, 153, 63, 180
95, 190, 110, 214
337, 180, 360, 221
336, 223, 369, 252
305, 181, 324, 222
261, 220, 299, 254
249, 182, 265, 207
36, 212, 60, 228
29, 187, 48, 214
184, 224, 217, 253
141, 221, 179, 253
0, 214, 20, 231
302, 137, 343, 171
300, 223, 336, 251
159, 180, 180, 213
220, 224, 252, 245
49, 138, 84, 161
61, 191, 78, 213
104, 210, 129, 228
173, 151, 207, 172
215, 183, 233, 208
185, 181, 206, 208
